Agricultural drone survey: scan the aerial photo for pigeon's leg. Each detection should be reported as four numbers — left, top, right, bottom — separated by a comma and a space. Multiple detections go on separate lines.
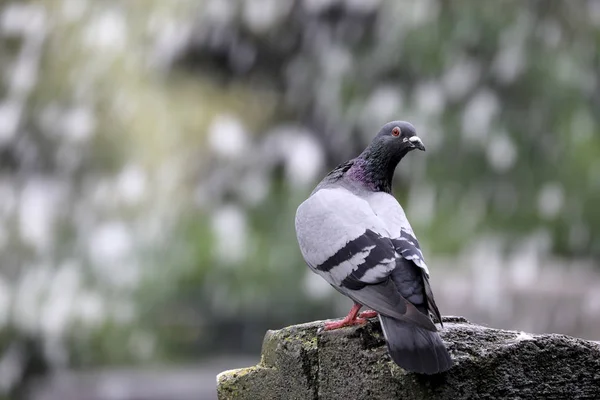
358, 310, 378, 319
323, 302, 369, 331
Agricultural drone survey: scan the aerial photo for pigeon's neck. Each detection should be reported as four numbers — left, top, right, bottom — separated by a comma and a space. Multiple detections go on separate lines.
346, 147, 408, 193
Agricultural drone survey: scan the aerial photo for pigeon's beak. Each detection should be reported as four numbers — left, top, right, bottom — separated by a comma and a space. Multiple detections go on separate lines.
409, 136, 426, 151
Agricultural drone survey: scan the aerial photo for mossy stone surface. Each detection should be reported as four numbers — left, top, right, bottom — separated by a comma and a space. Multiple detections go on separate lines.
217, 316, 600, 399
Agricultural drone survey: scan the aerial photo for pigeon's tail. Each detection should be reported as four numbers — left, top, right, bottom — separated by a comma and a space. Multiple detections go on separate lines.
379, 314, 453, 375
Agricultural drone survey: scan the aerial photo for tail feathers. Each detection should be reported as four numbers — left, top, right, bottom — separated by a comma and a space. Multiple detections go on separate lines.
379, 315, 453, 375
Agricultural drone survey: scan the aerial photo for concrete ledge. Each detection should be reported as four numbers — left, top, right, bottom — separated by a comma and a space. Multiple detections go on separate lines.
217, 316, 600, 399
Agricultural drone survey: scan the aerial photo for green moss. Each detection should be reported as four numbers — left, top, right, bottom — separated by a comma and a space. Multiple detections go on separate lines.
261, 323, 320, 368
217, 366, 274, 399
216, 368, 243, 398
281, 328, 318, 348
230, 366, 262, 378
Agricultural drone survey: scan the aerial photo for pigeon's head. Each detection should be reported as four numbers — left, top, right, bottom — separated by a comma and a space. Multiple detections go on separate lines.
349, 121, 425, 192
373, 120, 425, 154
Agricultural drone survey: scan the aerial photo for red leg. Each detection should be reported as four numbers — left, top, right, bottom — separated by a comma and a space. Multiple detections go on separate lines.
323, 303, 368, 331
358, 310, 378, 319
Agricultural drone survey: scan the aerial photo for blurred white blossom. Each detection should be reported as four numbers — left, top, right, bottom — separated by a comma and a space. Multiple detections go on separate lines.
0, 100, 22, 144
537, 183, 565, 219
19, 179, 66, 251
486, 132, 517, 172
83, 9, 127, 51
211, 205, 248, 265
208, 115, 250, 159
461, 89, 499, 144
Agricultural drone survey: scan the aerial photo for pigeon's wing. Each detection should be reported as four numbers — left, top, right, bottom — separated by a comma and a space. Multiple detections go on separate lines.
392, 229, 428, 274
338, 277, 437, 331
366, 192, 430, 275
366, 192, 443, 325
422, 273, 443, 324
295, 187, 393, 286
393, 231, 443, 325
295, 187, 437, 331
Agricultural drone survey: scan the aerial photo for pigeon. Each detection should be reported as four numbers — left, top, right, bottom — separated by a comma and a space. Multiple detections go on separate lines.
295, 121, 453, 375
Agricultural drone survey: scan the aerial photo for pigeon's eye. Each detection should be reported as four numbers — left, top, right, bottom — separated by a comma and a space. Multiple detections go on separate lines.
391, 127, 401, 137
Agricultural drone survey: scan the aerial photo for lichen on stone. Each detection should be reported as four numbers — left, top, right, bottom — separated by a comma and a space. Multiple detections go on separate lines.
217, 316, 600, 400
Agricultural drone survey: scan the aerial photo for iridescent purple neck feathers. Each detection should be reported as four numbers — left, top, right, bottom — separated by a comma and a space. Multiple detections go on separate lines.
346, 158, 380, 191
315, 148, 409, 194
345, 160, 386, 193
315, 120, 424, 194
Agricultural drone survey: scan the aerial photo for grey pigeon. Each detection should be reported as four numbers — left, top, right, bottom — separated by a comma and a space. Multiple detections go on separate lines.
295, 121, 453, 375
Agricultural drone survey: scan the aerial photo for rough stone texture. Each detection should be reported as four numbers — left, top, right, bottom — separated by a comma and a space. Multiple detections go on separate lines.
217, 316, 600, 400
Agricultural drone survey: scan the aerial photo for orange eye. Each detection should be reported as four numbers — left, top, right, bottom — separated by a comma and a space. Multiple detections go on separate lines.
392, 127, 401, 136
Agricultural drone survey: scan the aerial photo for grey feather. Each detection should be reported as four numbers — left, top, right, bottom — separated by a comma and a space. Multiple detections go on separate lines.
423, 274, 443, 326
337, 279, 437, 332
379, 315, 452, 375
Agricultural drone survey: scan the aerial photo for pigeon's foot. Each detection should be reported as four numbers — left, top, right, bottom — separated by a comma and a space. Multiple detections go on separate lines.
323, 317, 368, 331
358, 310, 378, 319
323, 302, 369, 331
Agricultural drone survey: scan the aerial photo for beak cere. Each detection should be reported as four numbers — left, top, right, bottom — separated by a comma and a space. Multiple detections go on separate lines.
409, 136, 426, 151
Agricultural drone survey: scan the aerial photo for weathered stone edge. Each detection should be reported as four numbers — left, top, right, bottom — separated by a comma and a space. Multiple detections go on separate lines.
217, 316, 600, 399
216, 316, 472, 399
